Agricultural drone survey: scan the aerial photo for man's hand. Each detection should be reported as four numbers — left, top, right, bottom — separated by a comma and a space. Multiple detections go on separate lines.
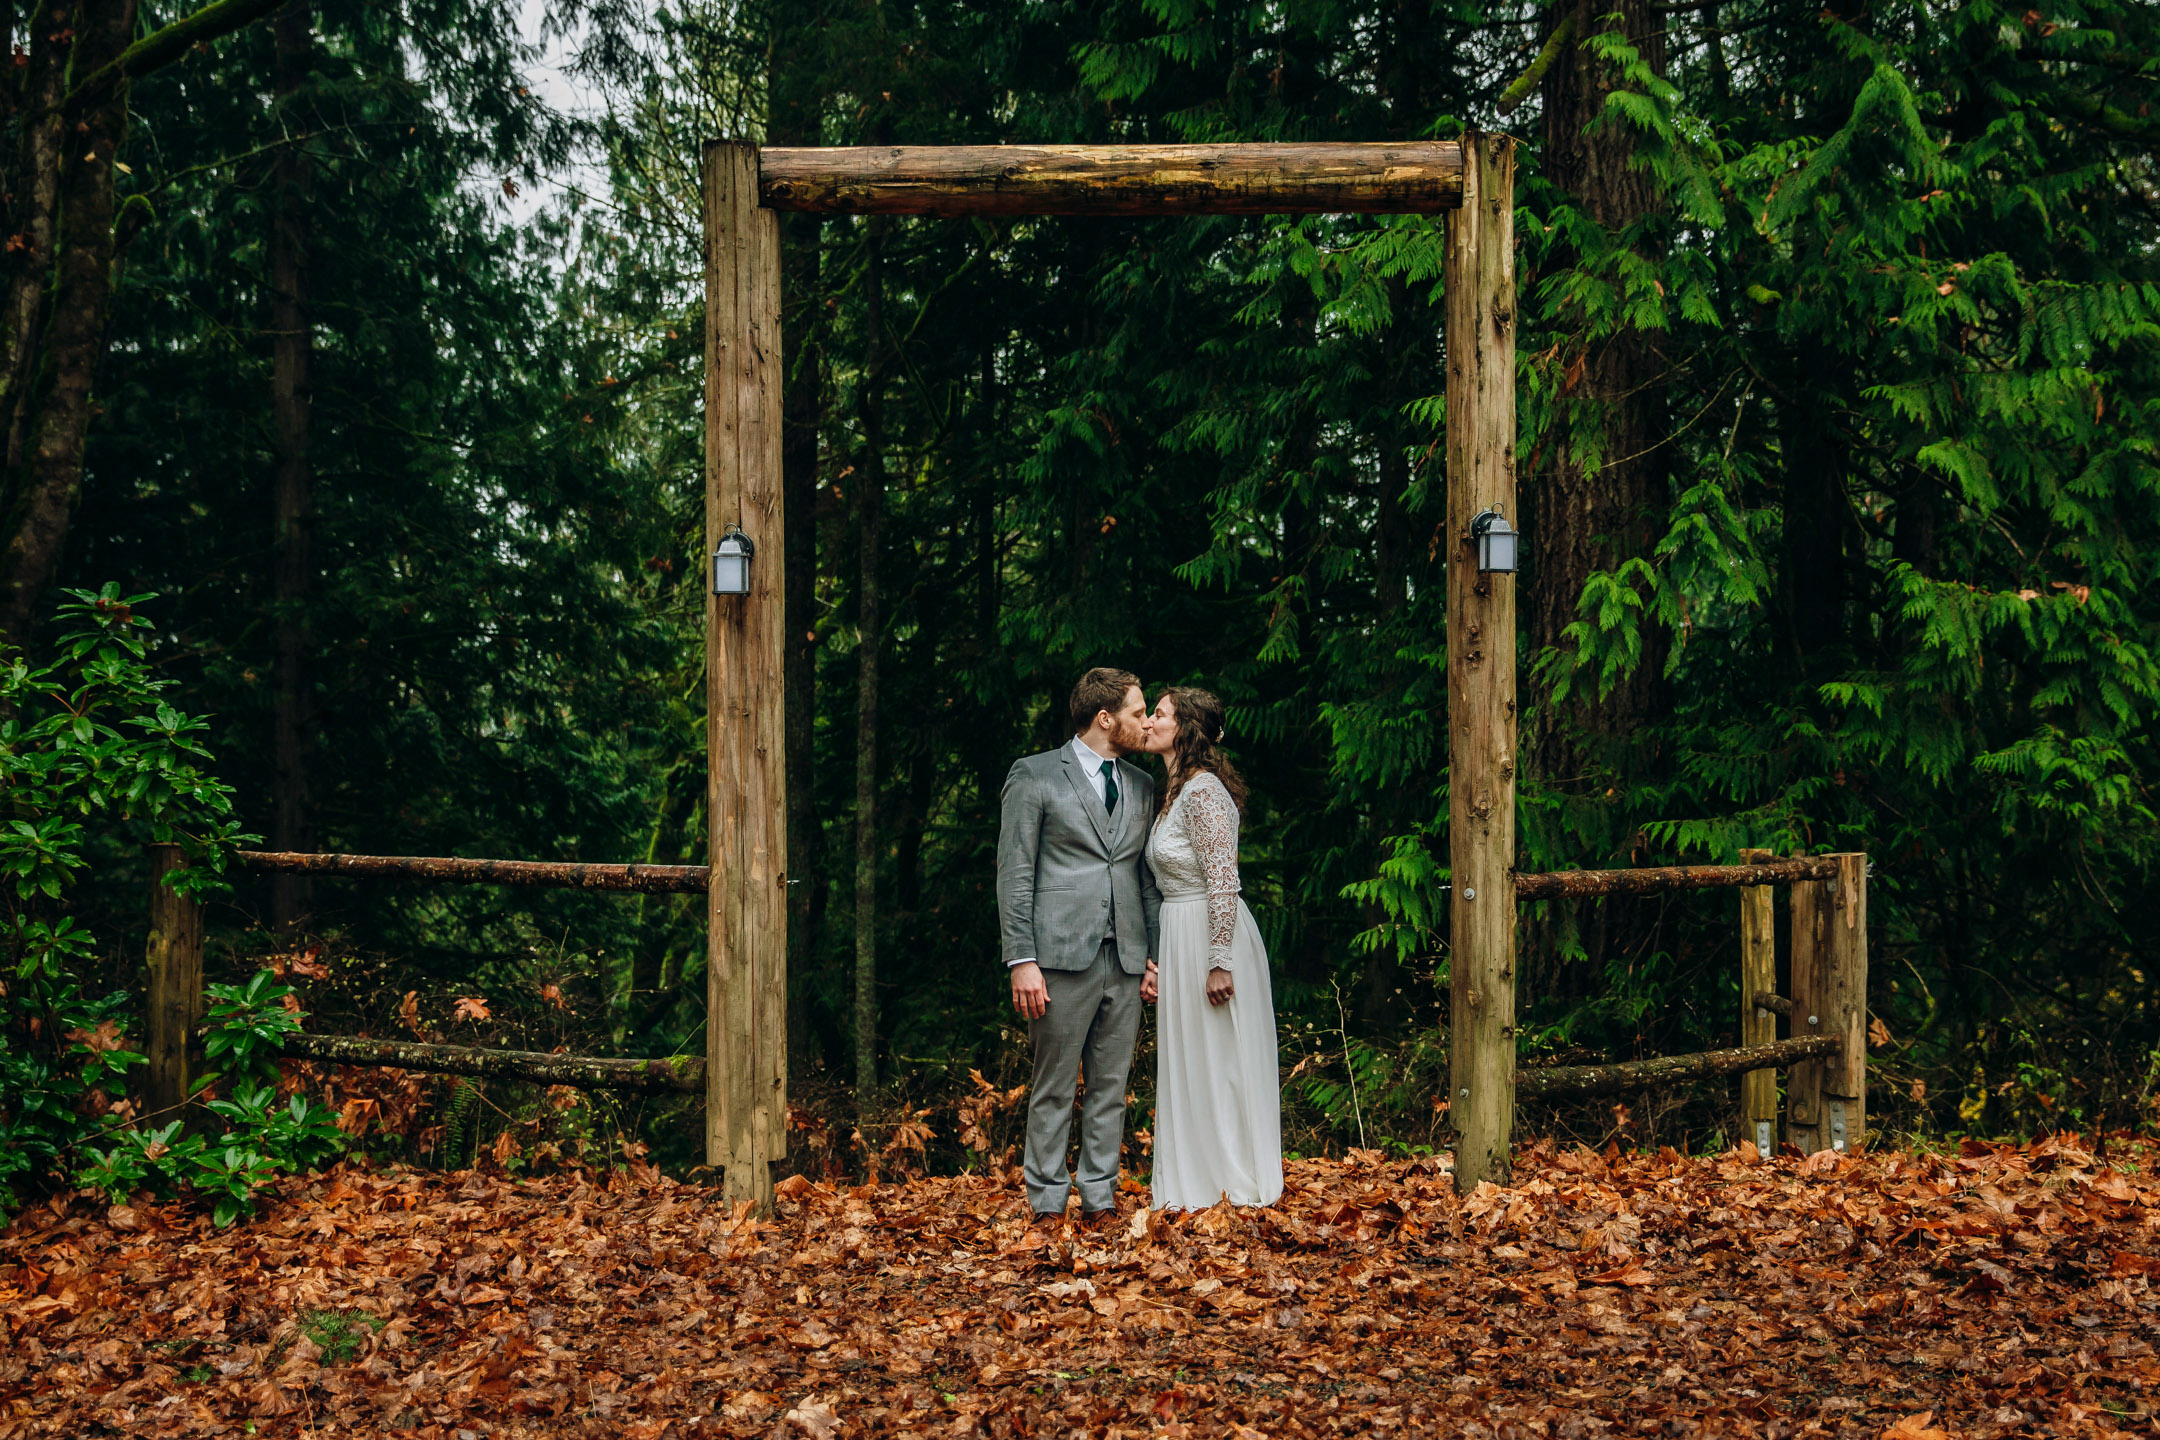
1010, 961, 1049, 1020
1141, 960, 1159, 1004
1205, 966, 1235, 1007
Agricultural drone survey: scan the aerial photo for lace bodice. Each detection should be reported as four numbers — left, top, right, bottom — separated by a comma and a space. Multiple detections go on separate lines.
1147, 771, 1242, 969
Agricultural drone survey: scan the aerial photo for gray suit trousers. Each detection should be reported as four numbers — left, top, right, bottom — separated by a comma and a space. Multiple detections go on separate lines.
1025, 938, 1141, 1215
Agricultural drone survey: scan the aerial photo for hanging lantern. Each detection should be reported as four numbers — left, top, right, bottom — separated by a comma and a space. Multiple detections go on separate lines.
1470, 505, 1520, 574
711, 524, 755, 596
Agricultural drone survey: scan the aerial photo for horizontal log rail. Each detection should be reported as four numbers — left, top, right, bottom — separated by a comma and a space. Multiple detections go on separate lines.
1515, 1036, 1842, 1102
1753, 991, 1796, 1018
757, 143, 1467, 216
236, 851, 710, 894
222, 1030, 705, 1094
1513, 856, 1839, 902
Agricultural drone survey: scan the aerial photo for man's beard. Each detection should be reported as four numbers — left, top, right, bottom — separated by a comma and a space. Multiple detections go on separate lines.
1113, 717, 1146, 754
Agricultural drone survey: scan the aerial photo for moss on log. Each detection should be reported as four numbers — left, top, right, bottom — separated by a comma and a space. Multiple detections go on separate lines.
247, 1031, 704, 1094
1513, 857, 1839, 902
1516, 1036, 1841, 1101
236, 850, 709, 894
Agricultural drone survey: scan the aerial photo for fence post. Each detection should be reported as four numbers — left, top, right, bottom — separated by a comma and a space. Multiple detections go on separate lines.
1786, 852, 1867, 1154
144, 844, 205, 1122
1824, 853, 1869, 1150
703, 139, 788, 1214
1444, 131, 1519, 1193
1737, 847, 1777, 1155
1786, 859, 1827, 1154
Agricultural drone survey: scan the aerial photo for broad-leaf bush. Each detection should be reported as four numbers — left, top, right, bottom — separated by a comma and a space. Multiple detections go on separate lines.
0, 587, 344, 1219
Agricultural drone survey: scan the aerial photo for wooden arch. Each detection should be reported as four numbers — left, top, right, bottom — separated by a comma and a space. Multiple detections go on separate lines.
702, 138, 1518, 1210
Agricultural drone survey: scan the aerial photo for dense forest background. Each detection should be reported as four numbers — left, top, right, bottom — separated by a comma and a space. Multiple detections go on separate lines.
5, 0, 2157, 1187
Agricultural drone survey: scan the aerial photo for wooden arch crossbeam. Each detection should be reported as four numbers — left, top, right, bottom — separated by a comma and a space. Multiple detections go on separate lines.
755, 142, 1468, 216
703, 136, 1516, 1210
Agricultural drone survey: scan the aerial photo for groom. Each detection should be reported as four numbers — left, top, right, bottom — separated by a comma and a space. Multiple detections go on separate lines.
997, 667, 1163, 1223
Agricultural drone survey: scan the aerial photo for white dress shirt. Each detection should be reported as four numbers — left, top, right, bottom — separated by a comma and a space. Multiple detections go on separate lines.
1010, 738, 1124, 968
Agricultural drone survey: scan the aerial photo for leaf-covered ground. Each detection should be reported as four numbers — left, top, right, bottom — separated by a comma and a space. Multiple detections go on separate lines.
5, 1136, 2159, 1438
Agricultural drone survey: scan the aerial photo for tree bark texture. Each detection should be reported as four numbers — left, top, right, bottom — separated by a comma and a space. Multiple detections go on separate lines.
268, 0, 315, 932
758, 143, 1466, 216
1, 11, 69, 479
1516, 1036, 1841, 1101
1444, 134, 1518, 1193
143, 845, 205, 1121
1513, 855, 1837, 901
0, 0, 136, 641
1526, 0, 1674, 1001
0, 0, 290, 640
1782, 340, 1846, 664
852, 215, 888, 1111
237, 849, 709, 893
248, 1031, 701, 1094
703, 141, 788, 1209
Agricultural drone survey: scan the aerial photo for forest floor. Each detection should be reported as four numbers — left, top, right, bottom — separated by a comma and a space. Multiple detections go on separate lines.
3, 1136, 2159, 1439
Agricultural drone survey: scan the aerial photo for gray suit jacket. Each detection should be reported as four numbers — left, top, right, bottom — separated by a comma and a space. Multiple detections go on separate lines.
997, 745, 1162, 976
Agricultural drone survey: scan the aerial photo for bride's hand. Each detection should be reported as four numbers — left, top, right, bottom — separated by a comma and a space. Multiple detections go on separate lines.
1205, 967, 1234, 1006
1141, 960, 1159, 1004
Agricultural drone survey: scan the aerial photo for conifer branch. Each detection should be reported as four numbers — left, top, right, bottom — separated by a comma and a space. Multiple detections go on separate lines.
65, 0, 287, 114
1497, 14, 1576, 118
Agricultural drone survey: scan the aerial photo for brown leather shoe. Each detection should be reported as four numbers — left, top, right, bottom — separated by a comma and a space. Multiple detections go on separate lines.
1081, 1206, 1120, 1232
1032, 1209, 1067, 1228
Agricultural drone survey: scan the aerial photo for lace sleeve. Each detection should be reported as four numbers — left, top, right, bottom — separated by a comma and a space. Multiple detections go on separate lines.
1182, 774, 1241, 969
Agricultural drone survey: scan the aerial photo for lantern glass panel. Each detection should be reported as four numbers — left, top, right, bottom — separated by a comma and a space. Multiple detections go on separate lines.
713, 537, 752, 595
1483, 526, 1516, 574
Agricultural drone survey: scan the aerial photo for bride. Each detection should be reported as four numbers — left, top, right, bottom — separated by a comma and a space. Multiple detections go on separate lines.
1140, 687, 1283, 1211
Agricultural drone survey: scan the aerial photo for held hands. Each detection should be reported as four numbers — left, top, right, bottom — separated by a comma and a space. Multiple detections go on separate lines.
1206, 965, 1235, 1007
1010, 961, 1049, 1020
1141, 960, 1159, 1004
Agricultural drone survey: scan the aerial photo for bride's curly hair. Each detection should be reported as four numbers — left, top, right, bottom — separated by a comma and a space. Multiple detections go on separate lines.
1155, 686, 1248, 818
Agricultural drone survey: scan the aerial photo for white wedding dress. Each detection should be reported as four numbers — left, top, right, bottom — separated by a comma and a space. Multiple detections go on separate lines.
1147, 770, 1283, 1211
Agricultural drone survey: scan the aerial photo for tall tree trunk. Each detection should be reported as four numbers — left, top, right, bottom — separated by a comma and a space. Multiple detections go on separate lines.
1528, 0, 1672, 996
0, 14, 69, 479
852, 217, 888, 1115
268, 0, 315, 931
1782, 344, 1845, 665
0, 0, 135, 641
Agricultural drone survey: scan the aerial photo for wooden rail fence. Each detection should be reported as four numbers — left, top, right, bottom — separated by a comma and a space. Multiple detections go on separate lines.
1506, 850, 1869, 1162
142, 845, 705, 1121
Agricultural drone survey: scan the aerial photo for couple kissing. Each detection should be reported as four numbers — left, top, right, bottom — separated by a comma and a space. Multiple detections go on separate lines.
995, 666, 1283, 1224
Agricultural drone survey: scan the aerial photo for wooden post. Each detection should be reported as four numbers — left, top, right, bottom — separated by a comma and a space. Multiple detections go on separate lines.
144, 845, 205, 1121
1786, 859, 1826, 1154
703, 140, 788, 1212
1444, 132, 1518, 1193
1737, 848, 1777, 1155
1786, 853, 1867, 1154
1824, 853, 1868, 1148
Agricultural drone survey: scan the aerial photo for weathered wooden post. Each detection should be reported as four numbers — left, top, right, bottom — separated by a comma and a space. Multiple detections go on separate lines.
1787, 852, 1867, 1154
1738, 847, 1778, 1154
703, 140, 788, 1212
144, 844, 205, 1120
1445, 132, 1518, 1193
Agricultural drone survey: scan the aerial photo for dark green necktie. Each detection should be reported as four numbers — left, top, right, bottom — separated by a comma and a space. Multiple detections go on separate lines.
1101, 759, 1119, 815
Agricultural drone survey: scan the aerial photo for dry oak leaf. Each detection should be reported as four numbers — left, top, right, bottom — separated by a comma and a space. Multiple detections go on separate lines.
1883, 1411, 1952, 1440
454, 995, 492, 1022
785, 1399, 841, 1439
1588, 1263, 1658, 1287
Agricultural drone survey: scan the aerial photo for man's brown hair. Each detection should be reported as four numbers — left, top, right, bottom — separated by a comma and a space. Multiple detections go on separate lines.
1069, 667, 1141, 735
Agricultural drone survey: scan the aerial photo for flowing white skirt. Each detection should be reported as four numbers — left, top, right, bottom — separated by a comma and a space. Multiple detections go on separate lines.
1151, 893, 1284, 1211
